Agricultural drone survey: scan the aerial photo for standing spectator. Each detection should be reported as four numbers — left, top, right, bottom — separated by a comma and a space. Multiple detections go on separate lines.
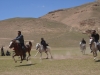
6, 50, 10, 56
1, 46, 5, 56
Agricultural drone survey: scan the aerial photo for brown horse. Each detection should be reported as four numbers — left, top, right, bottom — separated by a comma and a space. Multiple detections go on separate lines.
9, 40, 32, 63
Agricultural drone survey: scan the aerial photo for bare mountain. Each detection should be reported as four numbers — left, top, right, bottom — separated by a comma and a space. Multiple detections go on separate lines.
0, 17, 88, 49
0, 18, 71, 48
1, 0, 99, 48
40, 0, 100, 32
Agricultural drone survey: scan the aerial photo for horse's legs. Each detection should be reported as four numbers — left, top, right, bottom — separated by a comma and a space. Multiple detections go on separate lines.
40, 52, 42, 59
83, 49, 85, 55
83, 46, 85, 55
81, 46, 86, 55
81, 47, 84, 54
81, 49, 83, 54
93, 49, 97, 60
12, 54, 23, 63
45, 52, 49, 59
84, 47, 86, 54
97, 45, 100, 52
34, 51, 39, 57
93, 53, 97, 60
20, 55, 23, 63
27, 51, 31, 61
12, 54, 17, 63
84, 49, 86, 55
48, 49, 53, 59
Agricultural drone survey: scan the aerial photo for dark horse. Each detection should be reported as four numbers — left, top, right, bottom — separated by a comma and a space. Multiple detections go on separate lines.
9, 40, 32, 63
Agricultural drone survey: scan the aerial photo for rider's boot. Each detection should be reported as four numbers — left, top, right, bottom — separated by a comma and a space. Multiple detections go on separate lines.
44, 48, 47, 53
22, 46, 26, 60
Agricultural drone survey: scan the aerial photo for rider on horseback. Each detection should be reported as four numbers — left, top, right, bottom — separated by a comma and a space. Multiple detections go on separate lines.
80, 38, 86, 45
80, 38, 86, 52
90, 30, 100, 52
15, 31, 26, 59
40, 38, 48, 52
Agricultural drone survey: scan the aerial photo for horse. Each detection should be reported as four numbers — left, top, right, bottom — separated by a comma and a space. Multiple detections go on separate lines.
89, 37, 100, 60
79, 42, 86, 55
35, 43, 53, 59
9, 40, 32, 63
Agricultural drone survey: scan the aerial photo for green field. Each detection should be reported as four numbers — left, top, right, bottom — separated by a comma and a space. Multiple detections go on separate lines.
0, 47, 100, 75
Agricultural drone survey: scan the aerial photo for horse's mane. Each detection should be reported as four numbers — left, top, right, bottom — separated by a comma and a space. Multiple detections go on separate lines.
36, 43, 40, 45
29, 41, 32, 47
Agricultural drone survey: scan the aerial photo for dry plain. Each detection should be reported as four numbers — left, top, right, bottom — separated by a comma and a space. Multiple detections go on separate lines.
0, 47, 100, 75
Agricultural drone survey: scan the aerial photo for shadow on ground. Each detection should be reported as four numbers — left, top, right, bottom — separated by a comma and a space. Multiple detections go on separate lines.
15, 63, 36, 67
95, 60, 100, 62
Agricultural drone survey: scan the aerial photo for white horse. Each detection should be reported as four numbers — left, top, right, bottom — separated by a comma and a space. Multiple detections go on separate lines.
35, 43, 53, 59
89, 37, 98, 60
79, 42, 86, 55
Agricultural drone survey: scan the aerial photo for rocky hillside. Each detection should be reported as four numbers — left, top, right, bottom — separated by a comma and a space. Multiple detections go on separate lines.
0, 18, 71, 48
40, 0, 100, 32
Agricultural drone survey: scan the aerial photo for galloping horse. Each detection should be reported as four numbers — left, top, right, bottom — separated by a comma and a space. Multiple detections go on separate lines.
89, 38, 99, 60
9, 40, 32, 63
35, 43, 53, 59
79, 42, 86, 54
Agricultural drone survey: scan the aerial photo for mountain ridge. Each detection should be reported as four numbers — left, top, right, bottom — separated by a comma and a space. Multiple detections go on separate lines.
0, 1, 99, 48
40, 1, 100, 32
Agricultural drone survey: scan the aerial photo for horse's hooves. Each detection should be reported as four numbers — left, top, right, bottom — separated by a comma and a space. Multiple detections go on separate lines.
51, 57, 53, 59
20, 62, 22, 63
46, 58, 48, 59
94, 57, 96, 60
26, 57, 28, 61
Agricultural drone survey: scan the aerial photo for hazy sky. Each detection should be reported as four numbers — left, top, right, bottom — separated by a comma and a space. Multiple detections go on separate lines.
0, 0, 95, 20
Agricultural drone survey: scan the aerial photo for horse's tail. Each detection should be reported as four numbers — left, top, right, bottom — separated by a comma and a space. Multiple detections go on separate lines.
29, 41, 32, 49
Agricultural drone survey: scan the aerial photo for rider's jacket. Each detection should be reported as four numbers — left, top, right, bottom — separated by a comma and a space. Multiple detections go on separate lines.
81, 40, 86, 44
41, 40, 47, 47
15, 34, 24, 44
91, 33, 99, 42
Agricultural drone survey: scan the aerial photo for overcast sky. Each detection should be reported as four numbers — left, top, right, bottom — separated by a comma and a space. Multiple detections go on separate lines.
0, 0, 95, 20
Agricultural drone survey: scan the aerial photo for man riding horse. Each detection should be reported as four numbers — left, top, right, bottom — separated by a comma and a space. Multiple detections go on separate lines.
40, 38, 48, 52
90, 30, 100, 52
80, 38, 86, 45
14, 31, 26, 59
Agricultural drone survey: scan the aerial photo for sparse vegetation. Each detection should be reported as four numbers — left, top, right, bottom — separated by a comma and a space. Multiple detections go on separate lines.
0, 47, 100, 75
